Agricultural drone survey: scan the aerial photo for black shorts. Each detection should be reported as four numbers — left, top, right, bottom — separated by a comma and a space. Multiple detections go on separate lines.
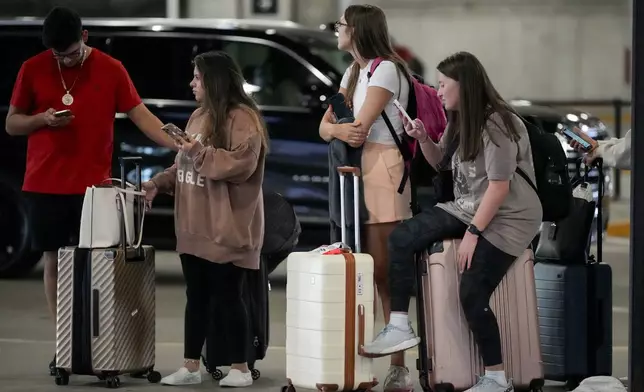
23, 192, 84, 252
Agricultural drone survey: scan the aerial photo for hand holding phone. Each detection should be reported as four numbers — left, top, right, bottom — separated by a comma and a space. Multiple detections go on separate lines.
54, 109, 73, 118
393, 99, 414, 124
161, 123, 187, 141
43, 108, 74, 128
559, 125, 596, 152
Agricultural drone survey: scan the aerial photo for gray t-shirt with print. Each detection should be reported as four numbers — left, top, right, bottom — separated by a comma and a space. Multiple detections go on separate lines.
437, 112, 543, 257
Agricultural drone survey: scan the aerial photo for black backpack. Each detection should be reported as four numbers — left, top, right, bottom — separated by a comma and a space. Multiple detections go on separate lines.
262, 191, 301, 256
516, 121, 572, 222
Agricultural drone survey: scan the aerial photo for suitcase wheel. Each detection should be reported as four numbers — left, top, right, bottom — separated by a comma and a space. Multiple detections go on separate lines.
211, 369, 224, 381
419, 372, 429, 392
251, 368, 261, 380
281, 379, 296, 392
564, 378, 581, 391
54, 369, 69, 386
147, 370, 162, 384
105, 376, 120, 388
434, 383, 455, 392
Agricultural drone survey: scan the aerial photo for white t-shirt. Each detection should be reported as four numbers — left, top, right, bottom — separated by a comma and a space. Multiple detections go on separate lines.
340, 59, 410, 145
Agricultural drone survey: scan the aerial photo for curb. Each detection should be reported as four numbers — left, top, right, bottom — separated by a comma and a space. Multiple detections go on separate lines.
607, 220, 630, 238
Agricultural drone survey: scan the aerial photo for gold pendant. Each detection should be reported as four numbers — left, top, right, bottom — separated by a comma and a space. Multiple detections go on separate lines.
62, 93, 74, 106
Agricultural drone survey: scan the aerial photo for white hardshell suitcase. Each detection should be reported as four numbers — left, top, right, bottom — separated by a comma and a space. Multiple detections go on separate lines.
284, 166, 378, 392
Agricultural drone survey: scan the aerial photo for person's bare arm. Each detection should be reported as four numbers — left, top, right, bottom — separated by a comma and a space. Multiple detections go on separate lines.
127, 103, 177, 150
5, 106, 69, 136
353, 86, 393, 143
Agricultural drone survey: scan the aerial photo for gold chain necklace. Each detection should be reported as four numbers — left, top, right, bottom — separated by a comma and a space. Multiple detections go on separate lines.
57, 47, 87, 106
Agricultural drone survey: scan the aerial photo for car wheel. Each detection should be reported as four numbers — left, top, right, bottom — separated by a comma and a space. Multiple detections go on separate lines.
0, 180, 42, 279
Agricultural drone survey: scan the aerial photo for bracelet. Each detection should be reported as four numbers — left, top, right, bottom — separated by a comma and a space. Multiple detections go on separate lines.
418, 133, 429, 143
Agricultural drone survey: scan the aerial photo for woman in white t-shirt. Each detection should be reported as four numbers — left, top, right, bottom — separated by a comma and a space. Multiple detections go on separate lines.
318, 4, 414, 391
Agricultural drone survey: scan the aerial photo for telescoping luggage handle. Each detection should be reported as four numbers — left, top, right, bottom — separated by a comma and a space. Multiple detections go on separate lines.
337, 166, 361, 253
119, 156, 146, 262
591, 158, 604, 263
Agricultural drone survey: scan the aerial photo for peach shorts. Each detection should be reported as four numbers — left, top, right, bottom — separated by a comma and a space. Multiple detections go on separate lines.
361, 141, 413, 224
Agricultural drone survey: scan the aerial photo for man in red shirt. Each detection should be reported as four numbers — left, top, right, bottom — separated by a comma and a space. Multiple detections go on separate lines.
4, 6, 175, 374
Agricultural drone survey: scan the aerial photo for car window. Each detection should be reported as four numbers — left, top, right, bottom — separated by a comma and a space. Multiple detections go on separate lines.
222, 40, 320, 108
109, 35, 220, 101
0, 33, 45, 104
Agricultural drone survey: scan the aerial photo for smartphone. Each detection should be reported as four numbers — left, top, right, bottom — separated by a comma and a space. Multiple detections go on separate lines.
393, 99, 414, 123
328, 93, 355, 124
161, 123, 186, 139
54, 109, 72, 118
558, 125, 594, 151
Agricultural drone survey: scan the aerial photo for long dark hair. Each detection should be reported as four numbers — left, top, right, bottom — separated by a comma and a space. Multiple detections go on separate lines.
193, 51, 268, 151
343, 4, 410, 106
437, 51, 520, 161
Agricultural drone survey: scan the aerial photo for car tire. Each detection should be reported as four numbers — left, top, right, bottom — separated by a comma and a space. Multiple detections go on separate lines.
0, 179, 42, 279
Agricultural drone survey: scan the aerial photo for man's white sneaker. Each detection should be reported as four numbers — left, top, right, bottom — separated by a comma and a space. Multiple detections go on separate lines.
219, 369, 253, 388
160, 367, 202, 386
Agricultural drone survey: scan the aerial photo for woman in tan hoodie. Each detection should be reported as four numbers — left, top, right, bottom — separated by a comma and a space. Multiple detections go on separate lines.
142, 51, 268, 388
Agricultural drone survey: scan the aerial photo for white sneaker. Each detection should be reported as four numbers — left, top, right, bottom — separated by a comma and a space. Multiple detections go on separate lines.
362, 322, 421, 357
219, 369, 253, 388
464, 376, 514, 392
160, 367, 202, 386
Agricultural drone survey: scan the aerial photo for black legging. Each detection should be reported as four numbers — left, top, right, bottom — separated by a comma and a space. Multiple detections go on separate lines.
180, 254, 248, 363
388, 206, 516, 367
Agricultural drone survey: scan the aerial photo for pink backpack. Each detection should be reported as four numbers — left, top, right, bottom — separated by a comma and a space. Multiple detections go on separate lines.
368, 57, 447, 212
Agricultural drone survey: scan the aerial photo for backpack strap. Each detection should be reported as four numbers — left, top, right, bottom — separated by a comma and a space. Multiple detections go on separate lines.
367, 57, 418, 213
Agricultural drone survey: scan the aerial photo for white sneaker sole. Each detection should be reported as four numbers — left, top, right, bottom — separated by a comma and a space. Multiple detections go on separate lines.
363, 337, 421, 357
219, 379, 253, 388
160, 378, 202, 386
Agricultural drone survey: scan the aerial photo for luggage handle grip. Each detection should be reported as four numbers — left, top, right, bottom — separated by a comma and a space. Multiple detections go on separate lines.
337, 166, 361, 253
92, 289, 100, 337
337, 166, 361, 176
357, 304, 366, 356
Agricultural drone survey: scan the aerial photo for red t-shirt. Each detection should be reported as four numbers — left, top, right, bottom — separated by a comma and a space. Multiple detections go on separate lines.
10, 49, 142, 194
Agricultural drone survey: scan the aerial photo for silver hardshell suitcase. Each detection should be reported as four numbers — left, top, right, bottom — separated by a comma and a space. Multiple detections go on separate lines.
53, 157, 161, 388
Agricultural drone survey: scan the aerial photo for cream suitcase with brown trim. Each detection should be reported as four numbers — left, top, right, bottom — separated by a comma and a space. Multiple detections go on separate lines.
283, 167, 378, 392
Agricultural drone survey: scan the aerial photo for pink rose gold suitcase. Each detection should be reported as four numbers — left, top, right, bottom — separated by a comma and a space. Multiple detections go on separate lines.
415, 240, 544, 392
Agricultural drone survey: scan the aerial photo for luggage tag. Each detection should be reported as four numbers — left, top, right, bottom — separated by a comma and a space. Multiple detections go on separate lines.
311, 242, 352, 255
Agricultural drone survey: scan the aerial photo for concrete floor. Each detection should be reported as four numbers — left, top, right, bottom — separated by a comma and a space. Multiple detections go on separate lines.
0, 237, 631, 392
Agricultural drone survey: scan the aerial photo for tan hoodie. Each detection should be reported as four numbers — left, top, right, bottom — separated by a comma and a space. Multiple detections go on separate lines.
151, 107, 266, 270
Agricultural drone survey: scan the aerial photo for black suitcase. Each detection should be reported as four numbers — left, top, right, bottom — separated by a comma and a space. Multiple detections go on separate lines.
534, 159, 612, 389
534, 261, 612, 387
201, 255, 270, 381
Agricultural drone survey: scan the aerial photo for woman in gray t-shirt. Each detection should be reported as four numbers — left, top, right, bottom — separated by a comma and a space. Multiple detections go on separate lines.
362, 51, 542, 392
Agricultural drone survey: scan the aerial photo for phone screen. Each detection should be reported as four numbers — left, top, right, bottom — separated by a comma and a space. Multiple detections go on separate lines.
561, 127, 593, 151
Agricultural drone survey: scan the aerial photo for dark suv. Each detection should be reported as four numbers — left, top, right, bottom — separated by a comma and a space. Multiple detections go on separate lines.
0, 18, 353, 278
0, 18, 610, 278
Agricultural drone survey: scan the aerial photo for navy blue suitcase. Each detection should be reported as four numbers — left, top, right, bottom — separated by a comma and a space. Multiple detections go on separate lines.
534, 261, 612, 388
534, 159, 612, 389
